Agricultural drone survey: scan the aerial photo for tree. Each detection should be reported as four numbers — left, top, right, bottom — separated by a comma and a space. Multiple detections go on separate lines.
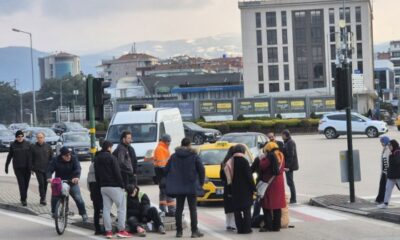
0, 82, 20, 124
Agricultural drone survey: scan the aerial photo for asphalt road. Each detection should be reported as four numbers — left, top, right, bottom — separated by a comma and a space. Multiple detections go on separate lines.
1, 126, 400, 239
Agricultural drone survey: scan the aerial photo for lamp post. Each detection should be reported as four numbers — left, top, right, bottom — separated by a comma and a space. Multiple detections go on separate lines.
375, 78, 381, 120
12, 28, 37, 126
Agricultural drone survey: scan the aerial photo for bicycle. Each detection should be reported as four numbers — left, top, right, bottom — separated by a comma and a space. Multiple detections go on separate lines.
53, 180, 72, 235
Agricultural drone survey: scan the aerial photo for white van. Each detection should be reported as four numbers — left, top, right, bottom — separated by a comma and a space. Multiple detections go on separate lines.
105, 105, 185, 182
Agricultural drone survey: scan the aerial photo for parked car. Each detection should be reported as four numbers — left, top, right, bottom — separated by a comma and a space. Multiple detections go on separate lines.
0, 124, 7, 130
9, 123, 29, 133
220, 132, 268, 158
183, 122, 221, 145
196, 141, 254, 203
58, 132, 91, 161
318, 112, 388, 139
52, 122, 88, 135
0, 129, 15, 152
23, 127, 60, 153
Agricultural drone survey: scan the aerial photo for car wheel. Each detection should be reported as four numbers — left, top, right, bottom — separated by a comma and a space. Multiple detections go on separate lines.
324, 128, 337, 139
366, 127, 378, 138
334, 134, 340, 139
397, 126, 400, 131
193, 134, 204, 145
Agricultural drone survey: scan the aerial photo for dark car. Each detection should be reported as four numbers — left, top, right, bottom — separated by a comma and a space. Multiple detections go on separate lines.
183, 122, 221, 145
58, 132, 91, 161
52, 122, 89, 136
0, 130, 15, 152
220, 132, 268, 159
23, 127, 60, 154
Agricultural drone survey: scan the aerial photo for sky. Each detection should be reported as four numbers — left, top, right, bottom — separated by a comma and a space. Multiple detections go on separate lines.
0, 0, 398, 55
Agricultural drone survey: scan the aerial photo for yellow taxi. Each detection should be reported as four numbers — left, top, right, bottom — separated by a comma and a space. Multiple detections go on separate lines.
196, 141, 254, 203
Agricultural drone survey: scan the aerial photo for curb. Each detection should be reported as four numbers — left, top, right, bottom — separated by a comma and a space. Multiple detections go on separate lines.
0, 203, 38, 216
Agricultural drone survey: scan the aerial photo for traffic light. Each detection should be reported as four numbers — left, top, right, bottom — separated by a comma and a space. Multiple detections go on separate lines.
335, 63, 352, 110
86, 77, 111, 121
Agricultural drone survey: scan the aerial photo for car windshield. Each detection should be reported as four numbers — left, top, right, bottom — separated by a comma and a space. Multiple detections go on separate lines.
354, 113, 370, 122
184, 122, 203, 131
220, 135, 256, 148
63, 133, 90, 143
34, 128, 57, 137
106, 124, 157, 143
0, 130, 13, 137
199, 149, 228, 165
65, 122, 85, 130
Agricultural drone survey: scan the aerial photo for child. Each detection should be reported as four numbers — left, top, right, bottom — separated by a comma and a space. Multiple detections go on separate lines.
126, 184, 166, 236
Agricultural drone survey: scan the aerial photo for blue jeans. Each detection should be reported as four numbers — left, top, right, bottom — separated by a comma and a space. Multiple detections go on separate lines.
51, 184, 87, 216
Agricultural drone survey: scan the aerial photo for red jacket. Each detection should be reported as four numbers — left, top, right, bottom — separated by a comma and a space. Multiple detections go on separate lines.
259, 151, 286, 210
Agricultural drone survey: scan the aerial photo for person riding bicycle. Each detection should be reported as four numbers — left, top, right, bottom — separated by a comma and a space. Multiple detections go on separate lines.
47, 146, 88, 222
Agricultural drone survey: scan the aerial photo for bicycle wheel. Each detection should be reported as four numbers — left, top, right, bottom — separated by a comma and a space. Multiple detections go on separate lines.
55, 198, 67, 235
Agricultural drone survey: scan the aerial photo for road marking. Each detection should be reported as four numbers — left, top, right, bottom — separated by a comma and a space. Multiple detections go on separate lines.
197, 222, 233, 240
290, 205, 348, 221
361, 195, 400, 200
0, 209, 102, 239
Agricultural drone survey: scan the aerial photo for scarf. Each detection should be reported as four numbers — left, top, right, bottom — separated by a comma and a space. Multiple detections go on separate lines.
223, 153, 245, 185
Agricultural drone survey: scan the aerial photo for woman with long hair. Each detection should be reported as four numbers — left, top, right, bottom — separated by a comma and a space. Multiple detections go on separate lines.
220, 146, 236, 231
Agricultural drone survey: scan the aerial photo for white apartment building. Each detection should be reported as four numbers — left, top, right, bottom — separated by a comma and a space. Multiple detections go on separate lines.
389, 41, 400, 92
239, 0, 375, 112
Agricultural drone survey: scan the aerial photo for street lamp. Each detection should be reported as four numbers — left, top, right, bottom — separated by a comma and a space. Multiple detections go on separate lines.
375, 78, 381, 120
12, 28, 37, 126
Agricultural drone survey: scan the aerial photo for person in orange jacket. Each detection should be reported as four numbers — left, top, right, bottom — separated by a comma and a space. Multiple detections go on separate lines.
153, 134, 176, 216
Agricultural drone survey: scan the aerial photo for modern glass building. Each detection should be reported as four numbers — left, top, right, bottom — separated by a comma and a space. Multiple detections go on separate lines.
38, 52, 80, 86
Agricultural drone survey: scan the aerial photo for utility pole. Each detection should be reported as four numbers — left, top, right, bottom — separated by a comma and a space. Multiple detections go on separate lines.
87, 76, 96, 161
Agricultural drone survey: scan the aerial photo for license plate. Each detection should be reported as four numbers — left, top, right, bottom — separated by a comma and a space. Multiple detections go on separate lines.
216, 189, 224, 195
78, 151, 86, 155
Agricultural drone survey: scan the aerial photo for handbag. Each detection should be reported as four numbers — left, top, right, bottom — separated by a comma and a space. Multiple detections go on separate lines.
256, 180, 269, 198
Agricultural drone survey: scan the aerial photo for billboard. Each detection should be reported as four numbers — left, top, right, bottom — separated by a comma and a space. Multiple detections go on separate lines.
157, 101, 195, 120
238, 99, 271, 116
310, 98, 336, 114
274, 98, 306, 118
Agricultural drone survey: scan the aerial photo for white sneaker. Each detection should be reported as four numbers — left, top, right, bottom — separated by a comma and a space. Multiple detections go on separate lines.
377, 203, 388, 209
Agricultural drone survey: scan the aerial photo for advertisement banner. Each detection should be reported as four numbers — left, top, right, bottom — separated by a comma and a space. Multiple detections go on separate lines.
158, 101, 195, 120
200, 101, 216, 114
290, 100, 305, 111
239, 101, 253, 112
216, 102, 233, 113
254, 101, 269, 112
275, 100, 290, 113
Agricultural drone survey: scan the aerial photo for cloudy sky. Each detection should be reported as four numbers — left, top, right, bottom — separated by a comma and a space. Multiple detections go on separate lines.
0, 0, 398, 54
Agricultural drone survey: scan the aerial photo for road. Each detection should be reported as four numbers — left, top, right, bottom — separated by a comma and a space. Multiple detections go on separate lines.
1, 126, 400, 239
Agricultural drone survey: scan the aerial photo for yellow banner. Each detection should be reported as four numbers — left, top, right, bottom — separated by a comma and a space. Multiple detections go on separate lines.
254, 102, 269, 108
291, 101, 305, 107
217, 103, 232, 109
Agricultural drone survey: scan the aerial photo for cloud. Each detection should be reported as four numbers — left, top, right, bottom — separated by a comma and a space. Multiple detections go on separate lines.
40, 0, 211, 19
0, 0, 33, 15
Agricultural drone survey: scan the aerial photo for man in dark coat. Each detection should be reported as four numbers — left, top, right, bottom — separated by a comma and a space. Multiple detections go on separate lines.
113, 131, 137, 188
31, 131, 53, 205
5, 130, 32, 206
282, 129, 299, 204
165, 138, 205, 238
230, 144, 255, 234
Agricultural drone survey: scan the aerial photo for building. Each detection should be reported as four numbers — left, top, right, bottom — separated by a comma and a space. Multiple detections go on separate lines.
238, 0, 375, 112
38, 52, 80, 86
374, 60, 396, 100
98, 52, 158, 87
389, 41, 400, 90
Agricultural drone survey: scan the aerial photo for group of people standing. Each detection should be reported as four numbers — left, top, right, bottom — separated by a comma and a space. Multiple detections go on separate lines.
220, 130, 299, 234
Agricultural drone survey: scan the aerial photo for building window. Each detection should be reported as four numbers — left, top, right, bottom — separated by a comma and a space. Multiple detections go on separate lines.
294, 11, 306, 26
256, 12, 261, 28
282, 29, 288, 44
329, 8, 335, 24
340, 7, 351, 23
266, 12, 277, 27
295, 28, 306, 43
331, 62, 337, 78
284, 82, 290, 91
258, 66, 264, 81
256, 30, 262, 46
313, 63, 324, 79
357, 61, 363, 74
267, 47, 278, 63
297, 64, 308, 79
313, 81, 324, 88
284, 64, 289, 80
268, 65, 279, 81
281, 11, 287, 26
296, 46, 307, 62
310, 10, 322, 25
267, 30, 277, 45
312, 46, 323, 61
257, 48, 263, 63
356, 25, 362, 41
311, 27, 323, 43
357, 43, 363, 59
330, 45, 336, 60
356, 7, 361, 22
296, 82, 309, 90
269, 83, 279, 92
283, 47, 289, 62
258, 83, 264, 94
330, 26, 336, 42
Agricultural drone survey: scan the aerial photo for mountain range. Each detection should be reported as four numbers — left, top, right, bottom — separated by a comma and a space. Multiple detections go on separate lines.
0, 33, 391, 92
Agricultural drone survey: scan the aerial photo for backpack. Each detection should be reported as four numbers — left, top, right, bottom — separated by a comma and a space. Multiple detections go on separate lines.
268, 152, 280, 176
51, 177, 62, 197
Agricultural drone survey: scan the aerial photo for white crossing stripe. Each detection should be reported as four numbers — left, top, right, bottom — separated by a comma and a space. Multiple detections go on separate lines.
290, 205, 348, 221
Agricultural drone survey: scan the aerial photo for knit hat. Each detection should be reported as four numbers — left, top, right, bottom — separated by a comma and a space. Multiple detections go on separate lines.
60, 146, 71, 156
380, 136, 390, 146
161, 134, 171, 142
15, 130, 24, 138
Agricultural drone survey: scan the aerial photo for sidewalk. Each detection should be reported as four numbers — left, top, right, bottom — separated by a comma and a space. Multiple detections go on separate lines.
310, 194, 400, 223
0, 176, 178, 232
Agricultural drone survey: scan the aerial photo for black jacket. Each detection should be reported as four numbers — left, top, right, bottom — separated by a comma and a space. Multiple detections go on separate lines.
165, 146, 205, 196
231, 156, 255, 211
127, 189, 151, 220
283, 138, 299, 171
113, 143, 137, 174
46, 155, 81, 180
5, 140, 32, 170
387, 150, 400, 179
94, 150, 124, 188
31, 142, 53, 172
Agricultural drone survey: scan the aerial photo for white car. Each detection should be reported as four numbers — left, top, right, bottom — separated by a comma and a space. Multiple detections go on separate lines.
318, 112, 388, 139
